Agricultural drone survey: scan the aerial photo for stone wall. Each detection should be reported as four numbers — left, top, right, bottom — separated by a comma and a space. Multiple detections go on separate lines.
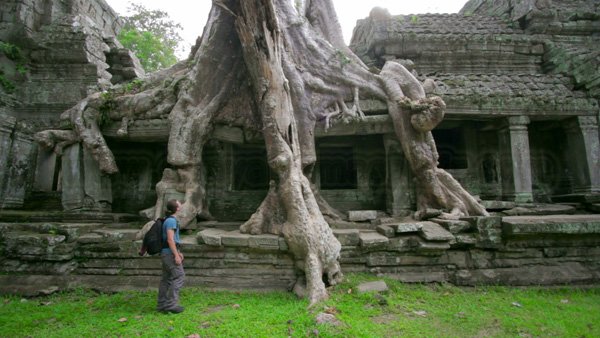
0, 0, 144, 211
0, 214, 599, 295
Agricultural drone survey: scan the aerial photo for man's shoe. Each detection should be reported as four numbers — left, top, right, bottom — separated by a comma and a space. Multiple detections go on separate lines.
160, 305, 184, 314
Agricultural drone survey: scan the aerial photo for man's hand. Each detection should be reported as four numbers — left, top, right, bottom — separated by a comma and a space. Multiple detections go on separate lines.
174, 253, 183, 265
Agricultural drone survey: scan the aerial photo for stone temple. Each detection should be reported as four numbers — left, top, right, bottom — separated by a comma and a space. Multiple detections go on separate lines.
0, 0, 599, 295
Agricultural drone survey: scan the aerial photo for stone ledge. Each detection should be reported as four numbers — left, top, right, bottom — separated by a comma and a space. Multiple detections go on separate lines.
502, 215, 600, 236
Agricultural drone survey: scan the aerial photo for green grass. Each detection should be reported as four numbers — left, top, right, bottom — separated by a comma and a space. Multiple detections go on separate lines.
1, 274, 599, 337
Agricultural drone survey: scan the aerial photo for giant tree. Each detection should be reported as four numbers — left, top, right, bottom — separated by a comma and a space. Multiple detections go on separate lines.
36, 0, 488, 305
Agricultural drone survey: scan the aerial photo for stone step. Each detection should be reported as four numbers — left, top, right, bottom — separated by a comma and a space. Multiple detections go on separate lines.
502, 214, 600, 236
0, 211, 144, 224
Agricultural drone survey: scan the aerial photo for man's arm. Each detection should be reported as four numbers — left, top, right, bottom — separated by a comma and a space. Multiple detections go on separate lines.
166, 229, 183, 265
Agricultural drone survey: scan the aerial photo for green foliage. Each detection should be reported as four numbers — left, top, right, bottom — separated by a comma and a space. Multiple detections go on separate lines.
98, 91, 116, 128
334, 50, 352, 69
411, 15, 419, 24
117, 2, 183, 72
1, 275, 599, 337
0, 41, 27, 94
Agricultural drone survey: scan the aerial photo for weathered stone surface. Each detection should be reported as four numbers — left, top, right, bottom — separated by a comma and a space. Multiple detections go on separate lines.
316, 312, 342, 326
359, 231, 389, 248
92, 229, 138, 241
415, 239, 451, 253
502, 215, 600, 236
454, 234, 477, 247
384, 271, 447, 283
430, 218, 472, 234
248, 234, 281, 250
419, 222, 454, 241
504, 204, 576, 216
348, 210, 378, 222
453, 262, 597, 286
481, 200, 516, 210
221, 231, 251, 247
333, 229, 360, 246
376, 224, 395, 238
356, 280, 388, 293
198, 229, 229, 246
392, 222, 423, 234
472, 217, 503, 249
386, 237, 415, 252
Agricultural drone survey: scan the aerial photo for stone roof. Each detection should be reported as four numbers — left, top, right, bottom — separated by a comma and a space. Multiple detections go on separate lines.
422, 72, 598, 113
384, 13, 523, 36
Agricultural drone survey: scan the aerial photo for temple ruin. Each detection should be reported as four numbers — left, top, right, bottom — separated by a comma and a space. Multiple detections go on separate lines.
0, 0, 599, 296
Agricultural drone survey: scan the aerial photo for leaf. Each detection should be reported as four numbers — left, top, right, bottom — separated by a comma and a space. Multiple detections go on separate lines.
186, 334, 201, 338
117, 317, 128, 322
232, 304, 240, 309
560, 299, 569, 304
512, 302, 523, 308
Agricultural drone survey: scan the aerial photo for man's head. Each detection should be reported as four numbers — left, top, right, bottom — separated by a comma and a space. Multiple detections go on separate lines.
166, 199, 181, 216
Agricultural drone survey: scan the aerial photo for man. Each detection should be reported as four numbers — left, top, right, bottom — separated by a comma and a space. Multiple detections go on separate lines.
157, 199, 185, 313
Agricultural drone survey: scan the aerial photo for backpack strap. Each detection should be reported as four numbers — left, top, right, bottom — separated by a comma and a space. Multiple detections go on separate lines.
161, 215, 174, 249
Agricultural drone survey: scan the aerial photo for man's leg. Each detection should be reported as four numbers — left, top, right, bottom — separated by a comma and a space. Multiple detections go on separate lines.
157, 254, 171, 310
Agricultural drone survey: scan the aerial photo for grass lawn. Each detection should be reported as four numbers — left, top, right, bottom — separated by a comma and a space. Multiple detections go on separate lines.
1, 274, 599, 337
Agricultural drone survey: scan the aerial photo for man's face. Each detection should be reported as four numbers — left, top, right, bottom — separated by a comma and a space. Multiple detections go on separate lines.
175, 201, 182, 213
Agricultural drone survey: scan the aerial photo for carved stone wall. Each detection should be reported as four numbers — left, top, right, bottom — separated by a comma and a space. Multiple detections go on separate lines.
0, 0, 143, 210
350, 1, 600, 203
0, 214, 598, 295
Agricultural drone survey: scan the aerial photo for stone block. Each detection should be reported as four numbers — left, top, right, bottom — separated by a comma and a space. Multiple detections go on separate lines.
248, 234, 281, 250
454, 234, 477, 247
198, 229, 228, 246
430, 218, 472, 234
419, 222, 454, 241
386, 237, 415, 252
356, 280, 388, 293
502, 215, 600, 236
359, 231, 389, 248
92, 229, 138, 241
452, 262, 595, 286
481, 200, 516, 210
333, 229, 360, 246
348, 210, 378, 222
77, 233, 105, 244
392, 222, 423, 234
474, 217, 503, 249
279, 237, 288, 251
376, 224, 395, 238
221, 231, 250, 247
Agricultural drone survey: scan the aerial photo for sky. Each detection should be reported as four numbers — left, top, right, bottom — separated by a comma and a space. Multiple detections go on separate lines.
105, 0, 467, 57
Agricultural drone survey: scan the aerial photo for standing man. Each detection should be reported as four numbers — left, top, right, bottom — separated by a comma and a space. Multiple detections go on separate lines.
157, 199, 185, 313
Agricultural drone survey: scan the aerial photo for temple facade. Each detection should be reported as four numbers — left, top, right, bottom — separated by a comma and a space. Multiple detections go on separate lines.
0, 0, 598, 219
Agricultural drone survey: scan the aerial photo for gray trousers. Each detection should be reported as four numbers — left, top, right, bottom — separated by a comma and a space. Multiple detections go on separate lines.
157, 252, 185, 310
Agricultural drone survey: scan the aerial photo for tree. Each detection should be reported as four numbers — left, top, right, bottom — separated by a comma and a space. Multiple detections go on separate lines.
118, 3, 183, 72
37, 0, 488, 306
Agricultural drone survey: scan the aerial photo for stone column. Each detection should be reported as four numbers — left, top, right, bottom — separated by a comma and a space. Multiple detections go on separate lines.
564, 116, 600, 194
61, 143, 112, 211
1, 131, 35, 208
0, 115, 16, 203
499, 116, 533, 203
383, 134, 414, 216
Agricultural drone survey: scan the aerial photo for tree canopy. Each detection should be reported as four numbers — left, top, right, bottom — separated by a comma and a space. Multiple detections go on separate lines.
117, 3, 183, 72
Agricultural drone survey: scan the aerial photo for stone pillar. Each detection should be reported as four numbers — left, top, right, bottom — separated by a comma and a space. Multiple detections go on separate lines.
564, 116, 600, 194
1, 131, 35, 208
61, 143, 112, 211
383, 134, 414, 216
0, 115, 16, 203
499, 116, 533, 203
